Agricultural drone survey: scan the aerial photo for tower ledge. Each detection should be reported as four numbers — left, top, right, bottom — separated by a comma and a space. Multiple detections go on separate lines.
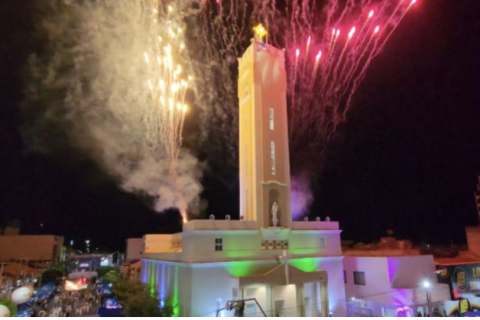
182, 219, 339, 231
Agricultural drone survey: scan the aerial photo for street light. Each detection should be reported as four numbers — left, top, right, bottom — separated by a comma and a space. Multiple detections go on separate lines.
422, 279, 432, 316
422, 280, 431, 289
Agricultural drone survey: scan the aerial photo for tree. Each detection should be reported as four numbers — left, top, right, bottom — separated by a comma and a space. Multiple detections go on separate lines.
0, 298, 17, 317
96, 266, 115, 278
41, 268, 63, 285
103, 270, 120, 283
50, 263, 66, 274
111, 281, 175, 317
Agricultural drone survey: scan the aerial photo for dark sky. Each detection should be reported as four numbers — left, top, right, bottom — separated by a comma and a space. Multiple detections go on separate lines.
1, 0, 479, 251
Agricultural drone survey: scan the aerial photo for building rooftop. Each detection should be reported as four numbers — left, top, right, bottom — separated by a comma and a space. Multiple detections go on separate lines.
183, 219, 340, 232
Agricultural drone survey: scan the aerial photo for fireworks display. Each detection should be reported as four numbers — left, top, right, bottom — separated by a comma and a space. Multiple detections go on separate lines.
188, 0, 419, 218
191, 0, 419, 160
143, 1, 193, 222
143, 2, 190, 169
25, 0, 420, 220
288, 0, 418, 146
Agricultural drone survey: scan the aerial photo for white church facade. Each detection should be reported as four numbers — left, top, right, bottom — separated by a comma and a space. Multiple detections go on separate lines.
141, 27, 347, 317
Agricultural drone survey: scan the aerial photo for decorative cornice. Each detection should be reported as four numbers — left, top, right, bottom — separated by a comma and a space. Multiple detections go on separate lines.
142, 256, 345, 268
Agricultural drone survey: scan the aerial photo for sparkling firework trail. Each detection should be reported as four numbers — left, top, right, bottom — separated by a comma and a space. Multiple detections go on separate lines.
341, 25, 381, 98
309, 50, 323, 90
330, 26, 356, 86
302, 35, 312, 74
143, 0, 193, 222
181, 0, 422, 172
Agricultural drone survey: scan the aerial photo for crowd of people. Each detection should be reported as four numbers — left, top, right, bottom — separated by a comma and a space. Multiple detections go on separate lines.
30, 285, 101, 317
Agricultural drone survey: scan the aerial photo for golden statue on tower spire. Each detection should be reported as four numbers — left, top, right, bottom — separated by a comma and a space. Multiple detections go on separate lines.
253, 23, 268, 42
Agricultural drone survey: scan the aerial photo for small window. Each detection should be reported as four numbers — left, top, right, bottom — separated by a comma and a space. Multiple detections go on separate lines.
215, 238, 223, 251
318, 237, 326, 248
343, 270, 347, 284
269, 108, 274, 130
354, 271, 366, 285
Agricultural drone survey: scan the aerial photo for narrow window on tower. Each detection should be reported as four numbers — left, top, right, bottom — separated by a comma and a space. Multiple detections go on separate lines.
270, 141, 276, 175
269, 108, 274, 130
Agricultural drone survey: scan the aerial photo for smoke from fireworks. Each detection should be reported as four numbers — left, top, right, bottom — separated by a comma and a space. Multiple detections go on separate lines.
23, 0, 202, 220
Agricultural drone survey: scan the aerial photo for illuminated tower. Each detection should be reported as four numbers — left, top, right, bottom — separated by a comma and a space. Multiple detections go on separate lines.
238, 25, 292, 228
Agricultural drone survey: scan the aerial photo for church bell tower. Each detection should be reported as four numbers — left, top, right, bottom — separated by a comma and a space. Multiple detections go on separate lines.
238, 24, 292, 229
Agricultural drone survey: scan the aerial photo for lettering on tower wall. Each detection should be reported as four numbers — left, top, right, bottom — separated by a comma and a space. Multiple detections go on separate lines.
270, 141, 276, 175
269, 108, 274, 130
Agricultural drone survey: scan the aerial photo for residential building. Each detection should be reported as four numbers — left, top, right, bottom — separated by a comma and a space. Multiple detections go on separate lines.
344, 255, 451, 317
0, 235, 64, 262
126, 238, 143, 262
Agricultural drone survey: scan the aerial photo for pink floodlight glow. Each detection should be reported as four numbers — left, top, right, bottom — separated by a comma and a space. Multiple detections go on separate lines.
295, 48, 300, 58
368, 10, 374, 19
315, 50, 322, 62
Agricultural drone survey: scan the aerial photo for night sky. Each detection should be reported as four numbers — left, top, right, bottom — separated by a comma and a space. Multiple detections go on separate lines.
1, 0, 479, 251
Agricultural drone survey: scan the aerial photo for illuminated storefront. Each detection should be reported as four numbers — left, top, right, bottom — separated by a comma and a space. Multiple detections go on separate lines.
437, 263, 480, 316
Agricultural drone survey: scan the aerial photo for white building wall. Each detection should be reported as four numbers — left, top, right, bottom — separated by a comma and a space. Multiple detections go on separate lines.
303, 282, 323, 317
143, 258, 347, 317
241, 286, 268, 316
388, 255, 437, 288
289, 231, 342, 256
320, 258, 347, 316
182, 231, 262, 263
344, 257, 391, 302
142, 260, 191, 317
190, 266, 239, 317
143, 235, 174, 254
272, 284, 297, 316
343, 256, 451, 316
142, 224, 346, 317
175, 230, 343, 263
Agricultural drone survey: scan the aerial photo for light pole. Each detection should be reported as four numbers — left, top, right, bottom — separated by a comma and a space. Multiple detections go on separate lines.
422, 279, 432, 316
